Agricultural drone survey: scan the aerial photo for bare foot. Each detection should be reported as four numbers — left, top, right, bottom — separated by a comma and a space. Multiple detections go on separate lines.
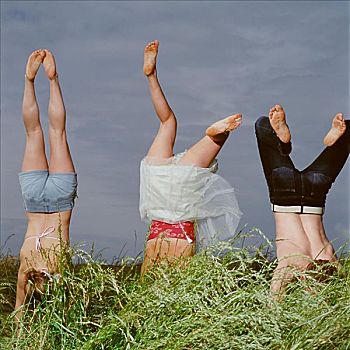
143, 40, 159, 76
25, 50, 45, 81
43, 49, 57, 80
206, 114, 242, 140
323, 113, 346, 146
269, 105, 291, 143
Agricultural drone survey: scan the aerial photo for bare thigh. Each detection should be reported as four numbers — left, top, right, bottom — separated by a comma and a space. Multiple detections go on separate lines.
49, 131, 75, 172
22, 130, 48, 172
146, 116, 177, 159
178, 135, 227, 168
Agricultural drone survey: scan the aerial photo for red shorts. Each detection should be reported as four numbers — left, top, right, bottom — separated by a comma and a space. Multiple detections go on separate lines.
148, 220, 195, 243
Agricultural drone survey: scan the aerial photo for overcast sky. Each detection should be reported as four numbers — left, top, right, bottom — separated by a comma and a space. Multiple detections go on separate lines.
1, 1, 349, 260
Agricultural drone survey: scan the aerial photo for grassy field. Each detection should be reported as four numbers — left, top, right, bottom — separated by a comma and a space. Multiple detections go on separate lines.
0, 235, 349, 350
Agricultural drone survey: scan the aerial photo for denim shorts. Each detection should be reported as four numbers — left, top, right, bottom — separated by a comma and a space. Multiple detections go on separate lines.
18, 170, 78, 213
268, 167, 332, 207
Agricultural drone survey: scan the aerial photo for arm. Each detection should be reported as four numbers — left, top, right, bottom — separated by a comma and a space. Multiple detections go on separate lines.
14, 268, 27, 322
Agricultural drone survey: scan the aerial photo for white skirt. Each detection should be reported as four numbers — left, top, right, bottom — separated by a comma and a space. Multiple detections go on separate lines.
139, 152, 242, 248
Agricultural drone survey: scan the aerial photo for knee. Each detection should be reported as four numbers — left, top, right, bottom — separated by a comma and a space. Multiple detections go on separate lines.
25, 126, 44, 136
48, 128, 66, 138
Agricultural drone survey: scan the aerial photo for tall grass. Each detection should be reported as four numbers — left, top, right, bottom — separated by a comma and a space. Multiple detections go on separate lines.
0, 233, 349, 350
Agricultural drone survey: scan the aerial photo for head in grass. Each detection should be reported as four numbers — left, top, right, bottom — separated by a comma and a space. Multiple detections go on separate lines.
25, 269, 50, 302
16, 239, 67, 317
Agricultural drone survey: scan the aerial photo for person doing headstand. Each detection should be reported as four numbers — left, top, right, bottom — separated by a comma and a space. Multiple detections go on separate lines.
140, 41, 242, 274
255, 105, 349, 299
15, 50, 77, 317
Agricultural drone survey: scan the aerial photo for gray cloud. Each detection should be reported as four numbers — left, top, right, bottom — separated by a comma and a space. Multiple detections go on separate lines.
1, 1, 349, 259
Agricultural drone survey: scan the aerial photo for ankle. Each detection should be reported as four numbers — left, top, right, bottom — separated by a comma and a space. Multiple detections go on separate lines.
147, 70, 157, 80
25, 126, 43, 135
24, 74, 35, 83
48, 74, 59, 83
207, 132, 228, 145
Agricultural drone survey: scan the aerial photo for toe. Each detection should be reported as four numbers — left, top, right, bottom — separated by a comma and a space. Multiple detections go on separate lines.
275, 104, 282, 111
334, 113, 343, 123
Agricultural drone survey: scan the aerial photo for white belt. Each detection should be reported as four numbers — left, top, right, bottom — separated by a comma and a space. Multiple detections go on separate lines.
271, 204, 324, 215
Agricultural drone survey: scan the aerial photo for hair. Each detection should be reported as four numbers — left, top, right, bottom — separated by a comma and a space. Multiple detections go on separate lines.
25, 270, 49, 302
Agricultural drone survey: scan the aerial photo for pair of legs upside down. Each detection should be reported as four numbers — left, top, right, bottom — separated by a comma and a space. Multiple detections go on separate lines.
140, 41, 243, 274
255, 105, 349, 298
15, 50, 77, 318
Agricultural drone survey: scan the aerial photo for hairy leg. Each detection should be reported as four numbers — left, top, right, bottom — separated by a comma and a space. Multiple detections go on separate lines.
22, 50, 48, 172
44, 50, 75, 173
300, 215, 336, 261
141, 237, 194, 275
271, 213, 312, 299
144, 40, 177, 159
179, 114, 242, 167
14, 268, 27, 322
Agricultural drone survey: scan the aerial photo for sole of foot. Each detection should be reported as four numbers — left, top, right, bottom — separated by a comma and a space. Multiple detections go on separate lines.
26, 50, 46, 81
143, 40, 159, 76
323, 113, 346, 146
43, 49, 57, 80
269, 104, 291, 143
206, 114, 242, 138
